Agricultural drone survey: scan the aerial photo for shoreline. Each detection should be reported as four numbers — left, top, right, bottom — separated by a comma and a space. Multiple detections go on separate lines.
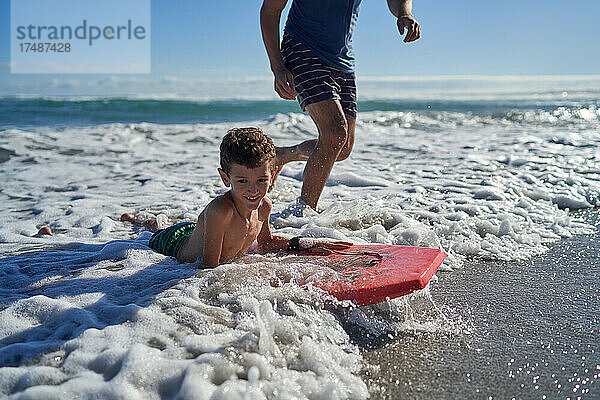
361, 209, 600, 399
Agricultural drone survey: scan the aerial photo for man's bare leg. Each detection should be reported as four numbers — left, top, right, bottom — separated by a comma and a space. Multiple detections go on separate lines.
300, 99, 350, 209
271, 141, 315, 190
272, 106, 356, 200
337, 115, 356, 161
273, 112, 355, 176
276, 141, 313, 165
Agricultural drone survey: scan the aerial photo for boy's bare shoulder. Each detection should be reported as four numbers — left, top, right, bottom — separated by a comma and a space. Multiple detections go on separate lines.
204, 193, 235, 220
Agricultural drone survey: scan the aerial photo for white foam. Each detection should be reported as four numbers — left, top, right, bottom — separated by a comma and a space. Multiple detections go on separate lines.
1, 96, 599, 397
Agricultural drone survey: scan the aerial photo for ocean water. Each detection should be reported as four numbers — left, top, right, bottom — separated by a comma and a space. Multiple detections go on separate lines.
363, 209, 600, 399
1, 76, 599, 399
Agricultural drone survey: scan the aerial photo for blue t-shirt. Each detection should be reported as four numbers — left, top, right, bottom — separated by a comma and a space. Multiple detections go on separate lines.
285, 0, 363, 73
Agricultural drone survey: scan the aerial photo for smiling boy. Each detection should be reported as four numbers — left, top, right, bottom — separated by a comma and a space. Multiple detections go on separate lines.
127, 127, 350, 266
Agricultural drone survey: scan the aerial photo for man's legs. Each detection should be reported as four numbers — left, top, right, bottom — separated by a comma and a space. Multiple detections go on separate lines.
274, 103, 356, 208
301, 99, 354, 209
338, 113, 356, 161
275, 113, 355, 162
275, 141, 313, 166
273, 34, 357, 207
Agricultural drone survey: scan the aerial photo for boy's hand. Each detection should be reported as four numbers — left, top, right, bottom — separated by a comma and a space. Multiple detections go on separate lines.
317, 241, 353, 250
273, 67, 296, 100
305, 242, 352, 256
290, 237, 353, 255
397, 15, 420, 43
305, 241, 353, 255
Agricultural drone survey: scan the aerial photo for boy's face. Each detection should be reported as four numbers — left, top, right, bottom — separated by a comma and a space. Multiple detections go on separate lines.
219, 162, 273, 211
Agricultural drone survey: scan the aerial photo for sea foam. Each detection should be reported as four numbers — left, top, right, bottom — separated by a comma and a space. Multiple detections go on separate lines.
1, 94, 598, 398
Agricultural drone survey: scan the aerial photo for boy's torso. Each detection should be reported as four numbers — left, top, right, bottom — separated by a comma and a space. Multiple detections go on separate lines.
176, 193, 264, 264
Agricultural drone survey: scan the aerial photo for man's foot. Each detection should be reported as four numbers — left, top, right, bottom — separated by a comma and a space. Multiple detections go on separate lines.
269, 197, 312, 223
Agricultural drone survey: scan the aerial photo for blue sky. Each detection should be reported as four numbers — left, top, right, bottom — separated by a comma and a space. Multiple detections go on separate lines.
1, 0, 599, 95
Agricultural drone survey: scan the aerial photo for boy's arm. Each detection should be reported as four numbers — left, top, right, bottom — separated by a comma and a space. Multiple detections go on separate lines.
256, 199, 352, 254
256, 198, 291, 252
387, 0, 421, 43
260, 0, 296, 100
257, 225, 290, 253
201, 201, 232, 267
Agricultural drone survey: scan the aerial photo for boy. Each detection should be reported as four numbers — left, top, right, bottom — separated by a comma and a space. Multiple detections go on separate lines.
123, 127, 350, 266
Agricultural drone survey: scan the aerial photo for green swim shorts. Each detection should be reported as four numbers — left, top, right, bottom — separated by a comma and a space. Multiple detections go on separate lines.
148, 222, 196, 257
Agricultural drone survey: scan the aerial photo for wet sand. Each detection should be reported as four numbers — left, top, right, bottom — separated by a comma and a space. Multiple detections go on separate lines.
362, 210, 600, 399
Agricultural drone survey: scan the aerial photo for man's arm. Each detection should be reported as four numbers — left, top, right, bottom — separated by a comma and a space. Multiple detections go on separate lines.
387, 0, 421, 43
260, 0, 296, 100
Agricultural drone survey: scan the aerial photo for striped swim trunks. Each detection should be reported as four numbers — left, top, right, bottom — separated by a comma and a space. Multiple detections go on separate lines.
148, 222, 195, 258
281, 34, 357, 118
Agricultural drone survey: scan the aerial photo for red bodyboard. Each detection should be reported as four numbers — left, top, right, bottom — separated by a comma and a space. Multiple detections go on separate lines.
306, 245, 446, 306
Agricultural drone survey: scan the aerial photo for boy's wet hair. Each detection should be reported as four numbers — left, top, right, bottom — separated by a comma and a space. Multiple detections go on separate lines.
220, 127, 276, 174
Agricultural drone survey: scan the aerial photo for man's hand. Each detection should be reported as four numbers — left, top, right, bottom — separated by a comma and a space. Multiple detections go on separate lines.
273, 67, 296, 100
397, 15, 420, 43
